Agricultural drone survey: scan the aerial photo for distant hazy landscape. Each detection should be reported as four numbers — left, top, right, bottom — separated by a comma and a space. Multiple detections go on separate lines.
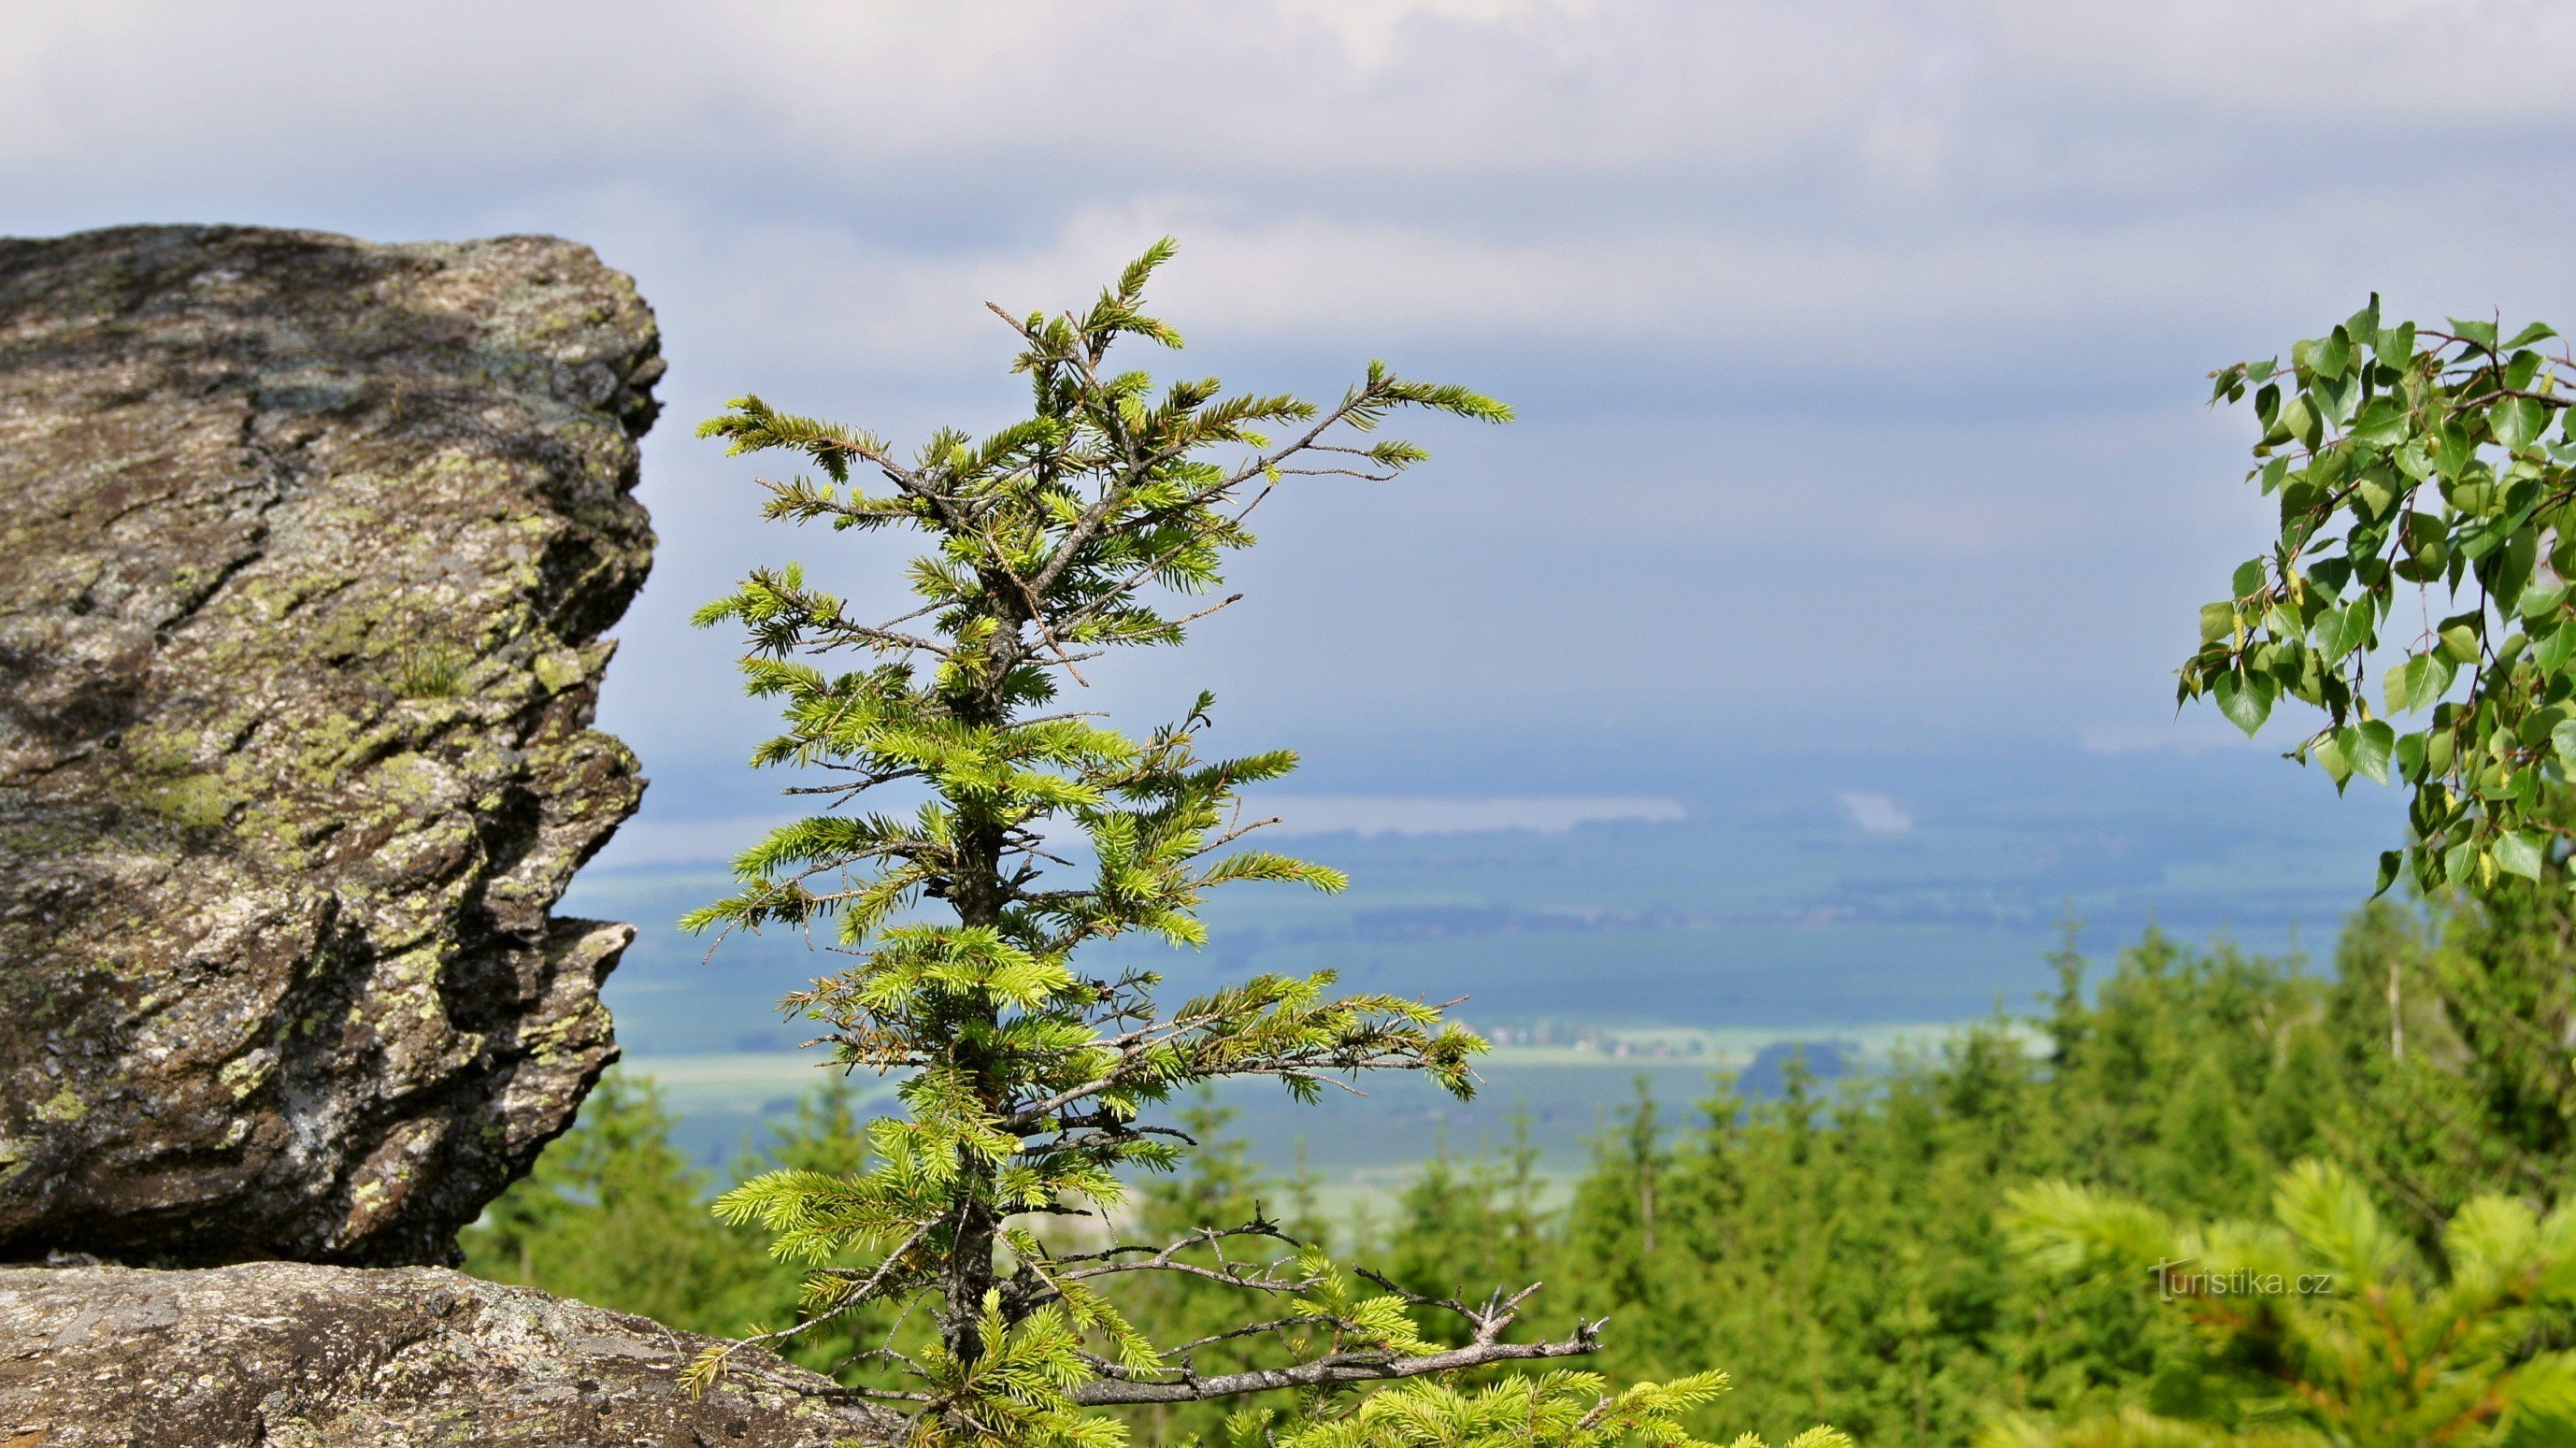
573, 738, 2402, 1179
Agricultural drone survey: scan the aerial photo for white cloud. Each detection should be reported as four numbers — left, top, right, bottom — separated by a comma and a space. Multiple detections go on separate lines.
1837, 791, 1914, 834
1257, 795, 1687, 837
1271, 0, 1614, 67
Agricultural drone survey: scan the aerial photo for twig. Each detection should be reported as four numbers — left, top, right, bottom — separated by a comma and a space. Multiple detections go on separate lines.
1066, 1319, 1607, 1405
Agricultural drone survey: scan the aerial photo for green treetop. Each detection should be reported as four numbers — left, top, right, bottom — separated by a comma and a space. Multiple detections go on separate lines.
678, 243, 1624, 1440
2190, 304, 2576, 893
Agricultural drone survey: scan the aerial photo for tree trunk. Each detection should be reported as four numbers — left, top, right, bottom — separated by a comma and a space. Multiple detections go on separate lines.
940, 1188, 999, 1366
939, 664, 1013, 1372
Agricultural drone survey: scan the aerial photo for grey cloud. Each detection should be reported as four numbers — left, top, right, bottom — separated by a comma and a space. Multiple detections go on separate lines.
9, 0, 2576, 803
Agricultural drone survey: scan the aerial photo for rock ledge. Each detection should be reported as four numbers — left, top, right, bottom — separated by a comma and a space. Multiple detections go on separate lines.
0, 225, 658, 1265
0, 1262, 893, 1446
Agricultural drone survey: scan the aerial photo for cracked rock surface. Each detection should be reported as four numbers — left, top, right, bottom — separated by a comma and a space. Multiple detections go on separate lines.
0, 225, 658, 1266
0, 1262, 893, 1446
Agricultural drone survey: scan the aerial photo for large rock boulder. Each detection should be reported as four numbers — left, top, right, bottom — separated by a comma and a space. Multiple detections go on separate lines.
0, 1262, 894, 1446
0, 225, 658, 1266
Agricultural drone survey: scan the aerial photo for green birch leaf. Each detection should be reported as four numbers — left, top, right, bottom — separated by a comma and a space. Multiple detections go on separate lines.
2351, 397, 2407, 446
2520, 579, 2567, 621
2507, 322, 2559, 349
2543, 624, 2576, 674
2281, 477, 2321, 528
2279, 393, 2317, 447
2347, 721, 2396, 784
2552, 718, 2576, 764
2308, 603, 2349, 657
2355, 469, 2399, 518
2495, 396, 2548, 452
2384, 655, 2420, 714
2313, 732, 2354, 789
2496, 529, 2540, 616
2417, 842, 2447, 890
2437, 422, 2477, 477
2445, 837, 2482, 885
2213, 672, 2272, 737
2314, 327, 2352, 379
2396, 732, 2426, 782
2388, 654, 2456, 712
2315, 369, 2361, 428
2495, 831, 2546, 881
2457, 517, 2509, 564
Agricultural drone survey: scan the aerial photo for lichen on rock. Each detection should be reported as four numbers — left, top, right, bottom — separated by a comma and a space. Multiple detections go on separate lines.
0, 1262, 894, 1446
0, 224, 659, 1267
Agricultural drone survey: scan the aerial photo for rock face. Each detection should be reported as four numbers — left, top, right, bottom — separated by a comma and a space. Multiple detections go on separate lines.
0, 225, 658, 1266
0, 1262, 894, 1446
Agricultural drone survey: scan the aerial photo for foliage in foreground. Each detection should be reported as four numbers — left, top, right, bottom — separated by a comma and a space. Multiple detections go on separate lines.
1244, 1371, 1853, 1448
1997, 1160, 2576, 1447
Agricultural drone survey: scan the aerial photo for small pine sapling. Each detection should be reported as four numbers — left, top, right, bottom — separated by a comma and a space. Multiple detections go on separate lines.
679, 242, 1622, 1438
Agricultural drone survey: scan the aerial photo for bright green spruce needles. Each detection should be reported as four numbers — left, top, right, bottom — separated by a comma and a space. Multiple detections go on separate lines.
669, 243, 1766, 1445
2193, 301, 2576, 896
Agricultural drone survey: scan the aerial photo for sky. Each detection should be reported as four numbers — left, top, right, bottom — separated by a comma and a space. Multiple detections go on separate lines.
14, 1, 2576, 830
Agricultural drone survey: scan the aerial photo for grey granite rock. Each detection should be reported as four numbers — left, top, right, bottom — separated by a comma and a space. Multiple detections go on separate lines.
0, 225, 658, 1266
0, 1262, 893, 1446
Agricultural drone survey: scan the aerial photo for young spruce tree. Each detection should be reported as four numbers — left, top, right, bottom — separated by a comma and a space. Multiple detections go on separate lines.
679, 244, 1639, 1443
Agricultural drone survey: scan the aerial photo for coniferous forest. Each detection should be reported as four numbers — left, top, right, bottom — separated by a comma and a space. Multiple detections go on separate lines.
466, 887, 2576, 1446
